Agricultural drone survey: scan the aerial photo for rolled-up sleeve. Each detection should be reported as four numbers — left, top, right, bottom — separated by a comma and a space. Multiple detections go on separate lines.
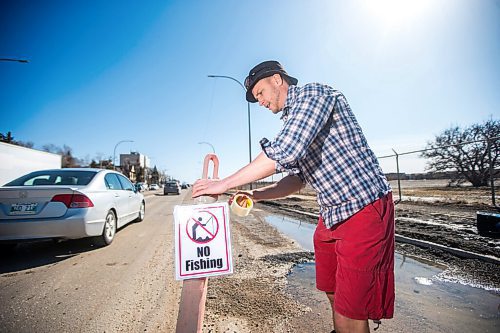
260, 94, 336, 171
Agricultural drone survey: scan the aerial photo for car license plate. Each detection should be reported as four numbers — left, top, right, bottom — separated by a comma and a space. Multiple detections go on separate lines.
10, 203, 38, 215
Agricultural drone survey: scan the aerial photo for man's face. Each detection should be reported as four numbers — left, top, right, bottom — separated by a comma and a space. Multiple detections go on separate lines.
251, 74, 284, 114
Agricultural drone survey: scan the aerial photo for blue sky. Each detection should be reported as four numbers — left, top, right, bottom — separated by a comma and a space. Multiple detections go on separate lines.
1, 0, 499, 183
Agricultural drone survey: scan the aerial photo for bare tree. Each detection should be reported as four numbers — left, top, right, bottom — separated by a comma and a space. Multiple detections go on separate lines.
41, 144, 59, 153
421, 119, 499, 187
134, 166, 144, 182
42, 144, 82, 168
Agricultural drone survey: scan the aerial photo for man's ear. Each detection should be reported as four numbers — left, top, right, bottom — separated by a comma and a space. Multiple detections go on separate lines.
273, 73, 283, 85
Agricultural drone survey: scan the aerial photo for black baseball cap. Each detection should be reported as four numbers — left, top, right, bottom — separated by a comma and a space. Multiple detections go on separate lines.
244, 60, 298, 103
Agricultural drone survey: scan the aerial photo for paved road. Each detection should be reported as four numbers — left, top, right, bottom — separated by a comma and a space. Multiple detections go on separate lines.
0, 190, 187, 333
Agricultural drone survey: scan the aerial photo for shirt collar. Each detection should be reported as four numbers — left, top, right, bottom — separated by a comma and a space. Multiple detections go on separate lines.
281, 85, 299, 120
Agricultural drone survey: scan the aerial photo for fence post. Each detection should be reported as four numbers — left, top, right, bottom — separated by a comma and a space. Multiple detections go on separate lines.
175, 154, 219, 333
392, 149, 402, 204
486, 138, 497, 207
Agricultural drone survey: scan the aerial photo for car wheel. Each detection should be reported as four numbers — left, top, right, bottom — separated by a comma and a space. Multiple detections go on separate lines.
94, 210, 117, 246
135, 201, 145, 222
0, 243, 17, 252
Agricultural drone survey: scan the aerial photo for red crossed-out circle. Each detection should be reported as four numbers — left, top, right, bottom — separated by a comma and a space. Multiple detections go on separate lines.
185, 210, 219, 244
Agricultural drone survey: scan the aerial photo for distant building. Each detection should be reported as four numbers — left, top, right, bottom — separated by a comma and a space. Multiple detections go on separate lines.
120, 152, 149, 169
120, 152, 150, 183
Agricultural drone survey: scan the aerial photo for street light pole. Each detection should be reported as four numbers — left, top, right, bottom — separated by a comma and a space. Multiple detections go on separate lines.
207, 75, 253, 189
198, 141, 215, 154
207, 75, 252, 164
0, 58, 29, 63
113, 140, 134, 170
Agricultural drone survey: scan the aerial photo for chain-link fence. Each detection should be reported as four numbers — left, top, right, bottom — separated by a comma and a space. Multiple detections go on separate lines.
378, 137, 499, 207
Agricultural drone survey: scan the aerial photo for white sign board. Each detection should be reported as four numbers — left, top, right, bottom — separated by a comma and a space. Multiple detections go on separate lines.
173, 202, 232, 280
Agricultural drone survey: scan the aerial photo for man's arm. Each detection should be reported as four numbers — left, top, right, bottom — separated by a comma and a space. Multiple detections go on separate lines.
192, 152, 276, 197
250, 174, 305, 201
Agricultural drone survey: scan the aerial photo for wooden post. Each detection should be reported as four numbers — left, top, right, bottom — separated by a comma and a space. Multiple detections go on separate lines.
175, 154, 219, 333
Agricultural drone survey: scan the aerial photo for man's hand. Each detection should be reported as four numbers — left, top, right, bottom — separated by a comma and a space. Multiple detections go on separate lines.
192, 178, 228, 198
191, 152, 277, 199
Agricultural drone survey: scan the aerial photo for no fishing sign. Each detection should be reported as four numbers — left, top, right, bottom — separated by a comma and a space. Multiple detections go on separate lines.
173, 202, 233, 280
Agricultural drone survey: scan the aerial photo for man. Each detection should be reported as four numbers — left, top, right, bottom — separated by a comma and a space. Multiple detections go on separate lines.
192, 60, 394, 333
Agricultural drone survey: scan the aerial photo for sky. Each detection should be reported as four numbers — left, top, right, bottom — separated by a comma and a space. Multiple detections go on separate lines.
1, 0, 499, 183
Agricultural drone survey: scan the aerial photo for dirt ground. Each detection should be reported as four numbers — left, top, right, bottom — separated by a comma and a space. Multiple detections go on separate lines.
201, 182, 500, 332
202, 205, 313, 332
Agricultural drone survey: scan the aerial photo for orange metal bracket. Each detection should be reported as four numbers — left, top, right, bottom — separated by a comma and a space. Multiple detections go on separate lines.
175, 154, 219, 333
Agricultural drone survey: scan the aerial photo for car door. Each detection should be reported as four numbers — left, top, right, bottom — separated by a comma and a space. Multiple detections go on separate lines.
104, 173, 130, 225
117, 174, 140, 225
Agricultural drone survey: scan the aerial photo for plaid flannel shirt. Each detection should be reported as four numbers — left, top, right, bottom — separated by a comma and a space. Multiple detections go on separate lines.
260, 83, 391, 228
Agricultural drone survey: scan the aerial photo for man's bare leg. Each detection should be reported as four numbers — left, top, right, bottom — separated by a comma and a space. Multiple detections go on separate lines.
334, 312, 369, 333
326, 292, 336, 331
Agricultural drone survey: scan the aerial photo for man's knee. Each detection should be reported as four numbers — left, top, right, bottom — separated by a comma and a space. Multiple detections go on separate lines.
334, 311, 369, 333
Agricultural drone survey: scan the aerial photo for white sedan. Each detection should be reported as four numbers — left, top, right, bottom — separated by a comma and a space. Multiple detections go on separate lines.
149, 184, 160, 190
0, 168, 145, 246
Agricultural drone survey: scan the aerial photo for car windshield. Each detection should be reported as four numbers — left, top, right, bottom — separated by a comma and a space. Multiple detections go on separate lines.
167, 182, 177, 186
5, 170, 97, 186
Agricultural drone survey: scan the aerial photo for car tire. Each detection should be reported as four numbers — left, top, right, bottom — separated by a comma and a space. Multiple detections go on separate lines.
94, 210, 117, 246
0, 243, 17, 252
135, 201, 145, 222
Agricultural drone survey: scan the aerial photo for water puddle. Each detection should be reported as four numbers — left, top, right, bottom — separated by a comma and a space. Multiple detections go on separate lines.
264, 215, 500, 332
265, 215, 315, 251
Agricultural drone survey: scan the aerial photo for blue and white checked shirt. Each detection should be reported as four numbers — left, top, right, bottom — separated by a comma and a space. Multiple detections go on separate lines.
260, 83, 391, 228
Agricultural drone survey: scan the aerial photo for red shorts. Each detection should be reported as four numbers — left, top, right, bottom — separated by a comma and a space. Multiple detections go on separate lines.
313, 193, 395, 320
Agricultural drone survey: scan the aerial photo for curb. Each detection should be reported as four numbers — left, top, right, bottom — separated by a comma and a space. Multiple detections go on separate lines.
395, 234, 500, 265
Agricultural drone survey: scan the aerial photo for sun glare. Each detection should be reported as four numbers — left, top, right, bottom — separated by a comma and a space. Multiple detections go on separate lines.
363, 0, 434, 29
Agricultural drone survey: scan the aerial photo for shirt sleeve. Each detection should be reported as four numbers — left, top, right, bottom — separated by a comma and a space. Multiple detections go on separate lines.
260, 93, 337, 170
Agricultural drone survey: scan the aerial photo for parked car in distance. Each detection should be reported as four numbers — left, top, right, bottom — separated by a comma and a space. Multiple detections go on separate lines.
149, 183, 160, 191
134, 182, 148, 192
0, 168, 145, 247
164, 181, 181, 195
